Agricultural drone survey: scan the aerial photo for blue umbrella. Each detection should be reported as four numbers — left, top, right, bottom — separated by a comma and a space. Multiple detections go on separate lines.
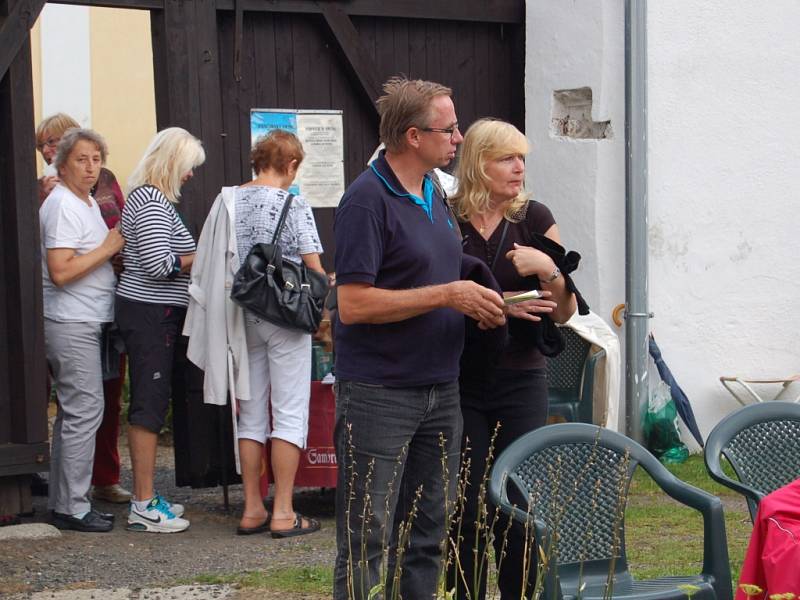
648, 335, 705, 447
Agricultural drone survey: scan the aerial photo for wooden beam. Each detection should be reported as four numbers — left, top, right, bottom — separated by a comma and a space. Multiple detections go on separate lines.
49, 0, 163, 8
215, 0, 524, 25
0, 0, 44, 81
318, 1, 381, 110
0, 443, 49, 472
0, 1, 49, 450
233, 0, 243, 81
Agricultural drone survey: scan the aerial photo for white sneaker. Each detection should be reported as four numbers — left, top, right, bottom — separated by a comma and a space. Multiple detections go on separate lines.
127, 496, 189, 533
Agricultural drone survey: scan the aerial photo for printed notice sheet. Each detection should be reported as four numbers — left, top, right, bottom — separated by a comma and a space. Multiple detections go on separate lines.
250, 109, 344, 208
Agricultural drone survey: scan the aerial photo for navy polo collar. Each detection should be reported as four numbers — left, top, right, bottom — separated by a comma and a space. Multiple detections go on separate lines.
370, 150, 436, 222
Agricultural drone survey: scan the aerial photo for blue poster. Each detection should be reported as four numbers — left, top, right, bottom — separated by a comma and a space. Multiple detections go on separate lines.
250, 111, 297, 140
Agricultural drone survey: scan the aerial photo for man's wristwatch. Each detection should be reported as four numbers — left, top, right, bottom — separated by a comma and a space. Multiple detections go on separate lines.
542, 266, 561, 283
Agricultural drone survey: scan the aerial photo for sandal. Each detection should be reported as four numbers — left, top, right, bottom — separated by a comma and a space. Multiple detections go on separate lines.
270, 512, 321, 539
236, 513, 271, 536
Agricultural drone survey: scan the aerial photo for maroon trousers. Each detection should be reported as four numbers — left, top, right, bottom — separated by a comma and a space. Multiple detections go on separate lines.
91, 355, 126, 487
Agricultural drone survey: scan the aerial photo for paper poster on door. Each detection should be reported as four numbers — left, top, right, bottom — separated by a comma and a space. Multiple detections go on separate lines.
250, 109, 344, 208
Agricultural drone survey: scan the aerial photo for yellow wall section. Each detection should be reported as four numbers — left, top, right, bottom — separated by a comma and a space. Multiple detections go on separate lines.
30, 18, 43, 175
89, 7, 156, 190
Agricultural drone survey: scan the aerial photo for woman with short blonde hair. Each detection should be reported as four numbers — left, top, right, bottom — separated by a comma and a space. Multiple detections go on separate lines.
116, 127, 204, 533
36, 113, 79, 149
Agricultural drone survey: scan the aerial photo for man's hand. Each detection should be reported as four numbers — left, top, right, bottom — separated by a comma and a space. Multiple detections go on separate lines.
445, 280, 506, 329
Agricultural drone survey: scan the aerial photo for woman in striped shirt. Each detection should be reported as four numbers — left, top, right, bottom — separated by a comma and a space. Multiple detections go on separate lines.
116, 127, 205, 534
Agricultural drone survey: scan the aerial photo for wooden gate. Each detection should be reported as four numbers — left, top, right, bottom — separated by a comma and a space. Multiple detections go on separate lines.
152, 1, 525, 268
0, 0, 524, 509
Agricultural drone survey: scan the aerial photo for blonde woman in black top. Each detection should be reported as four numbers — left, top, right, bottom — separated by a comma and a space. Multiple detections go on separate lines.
447, 118, 577, 600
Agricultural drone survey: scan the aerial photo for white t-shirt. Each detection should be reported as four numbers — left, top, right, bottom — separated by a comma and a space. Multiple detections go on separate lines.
40, 184, 116, 323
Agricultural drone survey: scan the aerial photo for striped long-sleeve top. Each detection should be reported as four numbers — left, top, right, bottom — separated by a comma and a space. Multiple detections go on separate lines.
117, 185, 196, 307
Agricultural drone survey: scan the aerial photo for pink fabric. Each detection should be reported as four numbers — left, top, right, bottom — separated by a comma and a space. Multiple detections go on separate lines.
93, 167, 125, 229
736, 478, 800, 599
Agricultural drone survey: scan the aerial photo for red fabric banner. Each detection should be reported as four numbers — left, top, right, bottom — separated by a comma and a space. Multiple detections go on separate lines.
260, 382, 337, 496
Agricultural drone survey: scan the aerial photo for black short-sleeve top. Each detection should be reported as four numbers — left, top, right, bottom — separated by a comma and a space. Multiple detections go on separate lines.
460, 200, 556, 370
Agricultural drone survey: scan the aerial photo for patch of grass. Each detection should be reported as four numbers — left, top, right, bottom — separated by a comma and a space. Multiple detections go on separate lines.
629, 454, 739, 498
180, 566, 333, 595
626, 455, 752, 584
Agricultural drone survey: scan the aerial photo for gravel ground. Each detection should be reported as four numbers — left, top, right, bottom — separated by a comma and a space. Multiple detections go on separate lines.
0, 441, 336, 597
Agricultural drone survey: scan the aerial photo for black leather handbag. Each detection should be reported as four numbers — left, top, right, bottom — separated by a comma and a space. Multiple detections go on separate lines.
230, 193, 329, 333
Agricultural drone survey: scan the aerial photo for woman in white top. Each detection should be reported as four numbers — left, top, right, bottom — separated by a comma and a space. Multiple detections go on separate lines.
233, 130, 324, 538
40, 128, 125, 533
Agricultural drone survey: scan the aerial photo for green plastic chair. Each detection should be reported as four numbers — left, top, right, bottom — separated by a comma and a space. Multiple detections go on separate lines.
547, 327, 606, 424
489, 423, 732, 600
704, 401, 800, 522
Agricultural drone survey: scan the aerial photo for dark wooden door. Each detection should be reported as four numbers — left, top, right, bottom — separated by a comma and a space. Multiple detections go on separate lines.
152, 1, 525, 270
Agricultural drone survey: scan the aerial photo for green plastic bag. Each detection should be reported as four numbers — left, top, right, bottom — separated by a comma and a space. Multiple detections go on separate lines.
643, 380, 689, 464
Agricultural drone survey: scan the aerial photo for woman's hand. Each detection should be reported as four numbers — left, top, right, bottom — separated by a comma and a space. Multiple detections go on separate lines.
102, 227, 125, 255
179, 253, 196, 273
504, 290, 557, 322
38, 175, 60, 204
505, 243, 555, 279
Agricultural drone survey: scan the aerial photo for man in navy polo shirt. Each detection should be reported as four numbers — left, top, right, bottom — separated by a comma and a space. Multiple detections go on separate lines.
332, 76, 506, 600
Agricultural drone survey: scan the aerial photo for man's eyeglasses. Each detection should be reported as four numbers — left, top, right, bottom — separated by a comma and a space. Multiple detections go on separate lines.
420, 124, 460, 139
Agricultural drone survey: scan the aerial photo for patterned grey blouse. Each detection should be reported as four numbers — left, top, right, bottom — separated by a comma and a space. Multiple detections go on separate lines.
234, 185, 323, 266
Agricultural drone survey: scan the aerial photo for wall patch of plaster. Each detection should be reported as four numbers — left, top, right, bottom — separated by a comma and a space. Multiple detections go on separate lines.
551, 87, 611, 140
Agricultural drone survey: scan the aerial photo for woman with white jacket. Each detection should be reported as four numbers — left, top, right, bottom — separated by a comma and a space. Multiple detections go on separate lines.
186, 130, 324, 538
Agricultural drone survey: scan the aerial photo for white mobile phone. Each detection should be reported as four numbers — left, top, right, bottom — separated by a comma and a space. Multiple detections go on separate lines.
504, 290, 543, 305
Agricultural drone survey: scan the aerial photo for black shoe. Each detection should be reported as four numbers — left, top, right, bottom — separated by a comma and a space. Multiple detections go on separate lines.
91, 509, 115, 523
50, 509, 114, 522
52, 511, 113, 532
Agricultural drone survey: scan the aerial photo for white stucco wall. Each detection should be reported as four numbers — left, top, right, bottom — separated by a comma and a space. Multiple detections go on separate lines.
40, 5, 91, 127
647, 1, 800, 438
527, 0, 800, 440
526, 1, 627, 430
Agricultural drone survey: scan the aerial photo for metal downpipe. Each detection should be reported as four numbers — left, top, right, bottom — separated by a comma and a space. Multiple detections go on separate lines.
624, 0, 649, 441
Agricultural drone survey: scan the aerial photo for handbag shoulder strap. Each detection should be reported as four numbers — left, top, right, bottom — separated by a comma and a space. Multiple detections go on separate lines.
489, 220, 510, 272
270, 192, 295, 244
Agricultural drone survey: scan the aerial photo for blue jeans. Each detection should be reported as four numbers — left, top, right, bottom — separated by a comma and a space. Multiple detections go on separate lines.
333, 380, 462, 600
